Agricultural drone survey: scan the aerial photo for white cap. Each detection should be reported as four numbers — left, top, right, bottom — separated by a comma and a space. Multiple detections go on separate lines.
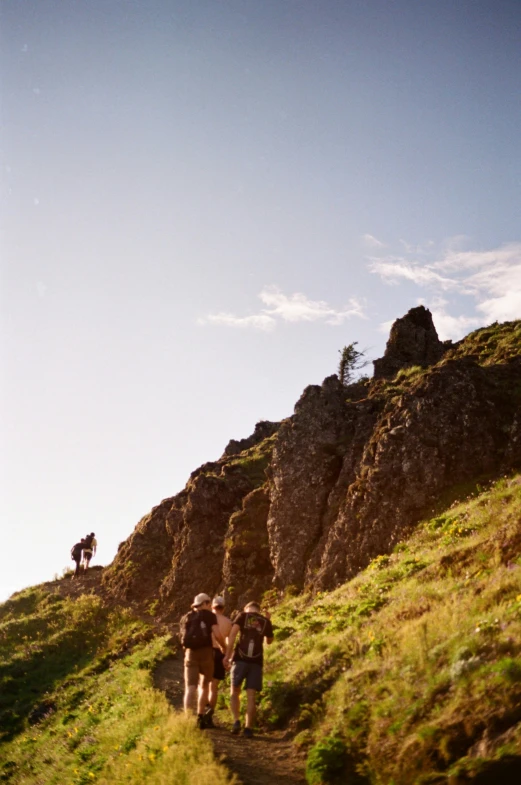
192, 593, 211, 607
212, 596, 225, 607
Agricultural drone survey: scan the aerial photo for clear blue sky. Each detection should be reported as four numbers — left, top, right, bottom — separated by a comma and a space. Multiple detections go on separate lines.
2, 0, 520, 600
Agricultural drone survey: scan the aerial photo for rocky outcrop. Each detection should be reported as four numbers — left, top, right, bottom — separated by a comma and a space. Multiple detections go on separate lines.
373, 305, 448, 380
266, 375, 374, 590
104, 316, 521, 615
222, 420, 280, 458
313, 356, 521, 588
222, 486, 273, 610
102, 426, 276, 615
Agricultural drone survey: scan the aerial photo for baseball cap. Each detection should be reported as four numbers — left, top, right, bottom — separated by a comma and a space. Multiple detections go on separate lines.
212, 596, 225, 607
192, 593, 211, 607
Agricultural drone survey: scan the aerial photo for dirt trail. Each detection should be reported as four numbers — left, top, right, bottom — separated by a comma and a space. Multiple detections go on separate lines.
45, 570, 306, 785
154, 652, 307, 785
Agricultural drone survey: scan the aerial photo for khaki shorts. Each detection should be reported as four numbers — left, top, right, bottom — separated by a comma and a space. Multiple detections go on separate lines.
184, 647, 214, 687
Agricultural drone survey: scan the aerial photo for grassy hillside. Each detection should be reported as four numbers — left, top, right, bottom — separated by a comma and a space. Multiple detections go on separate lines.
0, 586, 232, 784
261, 473, 521, 784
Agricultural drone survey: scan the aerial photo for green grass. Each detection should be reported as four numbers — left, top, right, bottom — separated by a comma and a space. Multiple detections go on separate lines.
0, 588, 233, 785
444, 320, 521, 366
226, 433, 277, 486
262, 473, 521, 784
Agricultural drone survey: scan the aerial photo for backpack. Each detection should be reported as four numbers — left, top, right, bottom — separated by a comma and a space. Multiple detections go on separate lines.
84, 535, 94, 550
237, 612, 268, 660
71, 543, 83, 560
180, 610, 212, 649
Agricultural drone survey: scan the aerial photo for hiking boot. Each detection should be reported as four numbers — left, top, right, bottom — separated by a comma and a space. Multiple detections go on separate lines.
196, 714, 207, 730
204, 707, 215, 728
231, 720, 241, 735
243, 727, 254, 739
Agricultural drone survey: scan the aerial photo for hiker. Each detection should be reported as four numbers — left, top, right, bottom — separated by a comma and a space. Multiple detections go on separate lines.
180, 593, 226, 729
205, 596, 233, 727
70, 538, 85, 578
82, 533, 97, 570
223, 600, 274, 738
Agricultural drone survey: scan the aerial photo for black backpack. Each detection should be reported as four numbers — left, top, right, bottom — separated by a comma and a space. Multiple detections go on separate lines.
71, 543, 83, 560
180, 611, 212, 649
237, 612, 268, 660
84, 534, 94, 550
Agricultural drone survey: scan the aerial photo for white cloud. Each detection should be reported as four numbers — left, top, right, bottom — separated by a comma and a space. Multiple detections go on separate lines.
369, 240, 521, 331
197, 312, 276, 331
428, 306, 480, 341
369, 258, 456, 289
199, 286, 367, 331
362, 233, 385, 249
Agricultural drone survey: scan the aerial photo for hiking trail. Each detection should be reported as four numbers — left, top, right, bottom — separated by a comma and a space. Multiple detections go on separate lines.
154, 652, 307, 785
45, 569, 307, 785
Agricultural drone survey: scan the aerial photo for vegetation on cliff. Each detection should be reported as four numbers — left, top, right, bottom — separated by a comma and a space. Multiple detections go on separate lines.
260, 473, 521, 784
0, 585, 232, 784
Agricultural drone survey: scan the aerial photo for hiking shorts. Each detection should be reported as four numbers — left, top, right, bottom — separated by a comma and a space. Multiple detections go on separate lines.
231, 661, 263, 692
184, 647, 214, 687
213, 648, 226, 681
84, 551, 93, 562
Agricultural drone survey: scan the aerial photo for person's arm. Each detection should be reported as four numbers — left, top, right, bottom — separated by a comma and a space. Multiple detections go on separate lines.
265, 618, 274, 646
223, 623, 240, 665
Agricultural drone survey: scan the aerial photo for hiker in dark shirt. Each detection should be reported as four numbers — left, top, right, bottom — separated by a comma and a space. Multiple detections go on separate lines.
224, 600, 273, 738
180, 593, 226, 729
70, 539, 85, 578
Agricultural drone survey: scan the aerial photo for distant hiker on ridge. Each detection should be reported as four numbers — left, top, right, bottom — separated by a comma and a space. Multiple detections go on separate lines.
70, 538, 85, 578
180, 593, 226, 729
204, 595, 232, 728
82, 533, 97, 570
223, 600, 273, 738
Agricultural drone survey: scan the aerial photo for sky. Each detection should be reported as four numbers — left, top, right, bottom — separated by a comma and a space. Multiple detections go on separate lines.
1, 0, 520, 601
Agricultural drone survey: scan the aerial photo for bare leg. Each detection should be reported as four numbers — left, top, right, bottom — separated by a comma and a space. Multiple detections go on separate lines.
245, 689, 256, 729
208, 678, 219, 710
230, 686, 241, 722
197, 681, 210, 715
184, 684, 197, 714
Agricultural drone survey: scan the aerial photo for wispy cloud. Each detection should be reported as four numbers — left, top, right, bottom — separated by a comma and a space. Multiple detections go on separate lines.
201, 312, 276, 331
199, 286, 367, 331
362, 233, 385, 249
369, 258, 456, 289
369, 240, 521, 339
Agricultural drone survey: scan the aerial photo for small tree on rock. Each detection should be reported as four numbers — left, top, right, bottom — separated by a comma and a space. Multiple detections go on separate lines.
338, 342, 367, 386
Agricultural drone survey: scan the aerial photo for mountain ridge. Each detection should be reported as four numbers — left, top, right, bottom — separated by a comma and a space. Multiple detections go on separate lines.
102, 309, 521, 616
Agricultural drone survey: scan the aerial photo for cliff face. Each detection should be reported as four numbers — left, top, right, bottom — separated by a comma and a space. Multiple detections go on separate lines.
103, 309, 521, 615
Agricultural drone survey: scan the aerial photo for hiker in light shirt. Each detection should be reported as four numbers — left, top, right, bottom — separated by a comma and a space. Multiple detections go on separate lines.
82, 533, 97, 570
180, 593, 226, 729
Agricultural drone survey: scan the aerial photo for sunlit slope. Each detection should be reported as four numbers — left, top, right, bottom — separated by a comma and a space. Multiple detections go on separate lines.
0, 589, 232, 784
262, 474, 521, 784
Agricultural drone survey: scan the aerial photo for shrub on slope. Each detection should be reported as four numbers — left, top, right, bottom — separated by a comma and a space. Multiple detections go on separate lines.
0, 589, 233, 785
262, 474, 521, 784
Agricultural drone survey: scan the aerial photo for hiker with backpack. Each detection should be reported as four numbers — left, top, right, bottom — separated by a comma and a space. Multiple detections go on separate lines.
82, 533, 97, 570
70, 538, 85, 578
205, 596, 233, 728
180, 593, 227, 729
223, 600, 274, 738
